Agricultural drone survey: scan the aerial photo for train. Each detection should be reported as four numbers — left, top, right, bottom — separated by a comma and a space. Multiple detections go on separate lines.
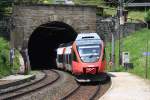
56, 33, 107, 82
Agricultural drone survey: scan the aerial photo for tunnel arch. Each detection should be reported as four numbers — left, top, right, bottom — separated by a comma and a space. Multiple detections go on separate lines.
28, 21, 77, 70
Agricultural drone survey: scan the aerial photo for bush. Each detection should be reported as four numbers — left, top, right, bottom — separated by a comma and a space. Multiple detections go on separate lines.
145, 9, 150, 28
0, 37, 20, 78
145, 9, 150, 22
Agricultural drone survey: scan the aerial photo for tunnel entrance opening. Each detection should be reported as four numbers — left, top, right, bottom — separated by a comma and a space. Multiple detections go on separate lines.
28, 21, 77, 70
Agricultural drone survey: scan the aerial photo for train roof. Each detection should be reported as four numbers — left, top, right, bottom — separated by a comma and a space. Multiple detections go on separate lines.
58, 33, 101, 47
75, 33, 101, 45
58, 42, 73, 47
75, 33, 101, 41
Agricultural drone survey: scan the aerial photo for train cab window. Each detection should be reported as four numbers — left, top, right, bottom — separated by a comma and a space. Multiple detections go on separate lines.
77, 45, 101, 63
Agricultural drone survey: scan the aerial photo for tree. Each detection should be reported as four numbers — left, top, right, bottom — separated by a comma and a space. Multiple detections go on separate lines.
0, 0, 49, 15
104, 0, 150, 4
145, 9, 150, 28
14, 0, 49, 4
0, 0, 12, 14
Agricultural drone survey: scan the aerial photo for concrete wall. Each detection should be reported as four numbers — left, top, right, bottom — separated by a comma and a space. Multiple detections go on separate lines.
11, 4, 102, 48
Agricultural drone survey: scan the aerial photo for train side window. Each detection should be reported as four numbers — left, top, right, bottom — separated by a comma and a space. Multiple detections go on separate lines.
67, 54, 70, 64
67, 54, 69, 64
72, 50, 77, 61
63, 54, 66, 64
69, 54, 72, 64
58, 54, 63, 63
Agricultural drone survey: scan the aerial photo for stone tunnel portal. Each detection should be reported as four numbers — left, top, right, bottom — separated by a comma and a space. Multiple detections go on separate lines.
28, 21, 77, 70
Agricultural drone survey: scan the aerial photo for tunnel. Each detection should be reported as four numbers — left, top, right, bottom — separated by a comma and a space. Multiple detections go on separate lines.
28, 21, 77, 70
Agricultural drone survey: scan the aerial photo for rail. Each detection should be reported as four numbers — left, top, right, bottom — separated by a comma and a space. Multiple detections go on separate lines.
0, 70, 60, 99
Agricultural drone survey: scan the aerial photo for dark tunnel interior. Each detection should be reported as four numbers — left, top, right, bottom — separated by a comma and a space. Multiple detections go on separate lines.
28, 21, 77, 70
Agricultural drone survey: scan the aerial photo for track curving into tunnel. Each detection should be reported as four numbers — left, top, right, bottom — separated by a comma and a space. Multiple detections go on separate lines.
28, 21, 77, 70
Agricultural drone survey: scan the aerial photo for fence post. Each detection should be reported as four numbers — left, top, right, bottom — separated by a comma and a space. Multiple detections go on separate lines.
145, 40, 148, 79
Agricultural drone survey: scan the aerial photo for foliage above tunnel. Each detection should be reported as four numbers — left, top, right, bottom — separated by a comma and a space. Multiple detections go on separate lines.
0, 0, 50, 15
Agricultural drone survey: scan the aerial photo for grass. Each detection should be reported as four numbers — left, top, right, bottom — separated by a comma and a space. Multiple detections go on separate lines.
74, 0, 104, 5
106, 28, 150, 79
104, 9, 147, 21
103, 7, 116, 16
103, 8, 148, 21
45, 0, 148, 21
74, 0, 148, 21
128, 10, 146, 21
0, 37, 20, 78
48, 0, 53, 4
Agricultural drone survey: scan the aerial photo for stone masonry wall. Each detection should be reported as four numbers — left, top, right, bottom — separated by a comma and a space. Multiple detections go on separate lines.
96, 16, 146, 41
11, 4, 102, 48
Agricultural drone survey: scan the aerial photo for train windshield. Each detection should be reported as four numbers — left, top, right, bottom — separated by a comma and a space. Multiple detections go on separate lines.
78, 45, 101, 63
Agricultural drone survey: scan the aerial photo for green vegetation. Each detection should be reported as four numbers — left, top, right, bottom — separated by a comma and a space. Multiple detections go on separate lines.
0, 0, 149, 78
103, 8, 148, 21
106, 29, 150, 79
0, 0, 147, 21
127, 10, 146, 21
74, 0, 104, 5
0, 37, 20, 78
48, 0, 54, 4
73, 0, 148, 21
145, 9, 150, 22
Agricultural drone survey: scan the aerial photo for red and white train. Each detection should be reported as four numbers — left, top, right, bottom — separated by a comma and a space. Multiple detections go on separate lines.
56, 33, 106, 81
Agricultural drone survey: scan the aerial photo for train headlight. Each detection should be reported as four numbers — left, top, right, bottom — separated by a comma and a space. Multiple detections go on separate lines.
88, 65, 95, 67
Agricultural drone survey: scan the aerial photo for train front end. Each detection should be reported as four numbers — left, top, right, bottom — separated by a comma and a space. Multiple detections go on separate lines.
72, 33, 106, 76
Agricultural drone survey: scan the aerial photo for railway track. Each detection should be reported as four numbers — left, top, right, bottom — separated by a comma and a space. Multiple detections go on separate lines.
61, 83, 101, 100
0, 70, 60, 100
89, 84, 101, 100
0, 71, 46, 95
